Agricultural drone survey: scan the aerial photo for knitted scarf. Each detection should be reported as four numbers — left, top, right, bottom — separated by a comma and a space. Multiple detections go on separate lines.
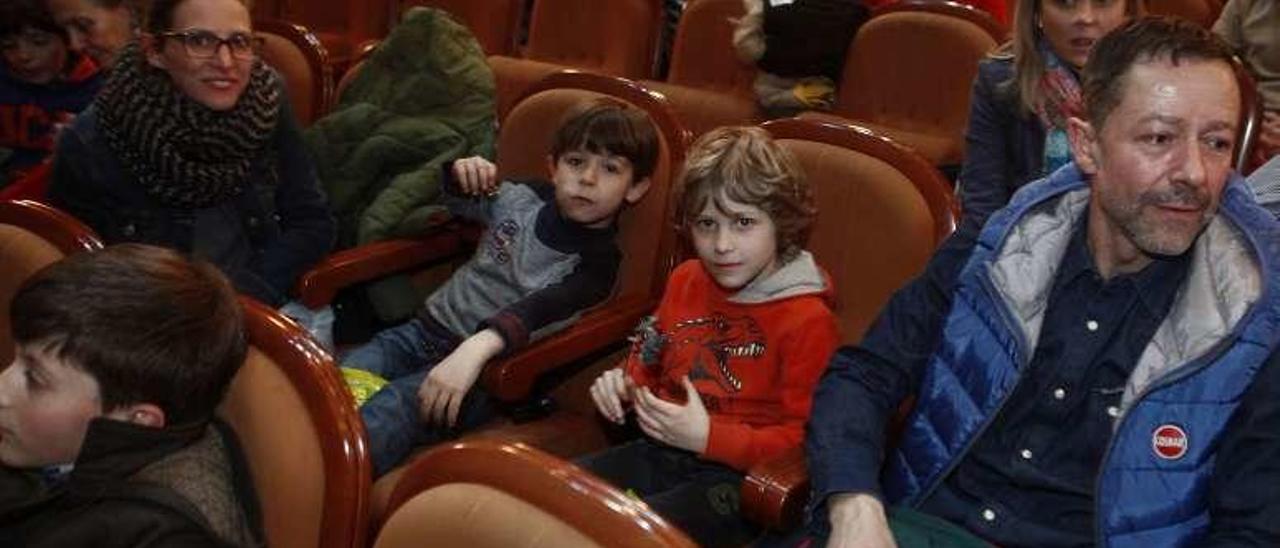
1033, 39, 1084, 176
94, 43, 281, 209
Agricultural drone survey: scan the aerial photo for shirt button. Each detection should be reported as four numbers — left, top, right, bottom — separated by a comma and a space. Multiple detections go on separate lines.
1107, 406, 1121, 418
981, 508, 997, 522
1053, 387, 1066, 400
1086, 320, 1099, 331
1020, 448, 1033, 460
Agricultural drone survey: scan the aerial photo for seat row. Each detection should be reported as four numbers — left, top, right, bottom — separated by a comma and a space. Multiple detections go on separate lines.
1, 63, 959, 545
260, 0, 1232, 168
268, 0, 1007, 168
9, 47, 1267, 541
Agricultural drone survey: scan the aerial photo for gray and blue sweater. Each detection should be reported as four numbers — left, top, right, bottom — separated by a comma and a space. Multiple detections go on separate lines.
419, 178, 621, 352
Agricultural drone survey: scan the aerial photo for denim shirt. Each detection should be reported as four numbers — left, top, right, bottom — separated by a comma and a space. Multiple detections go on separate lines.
917, 217, 1189, 547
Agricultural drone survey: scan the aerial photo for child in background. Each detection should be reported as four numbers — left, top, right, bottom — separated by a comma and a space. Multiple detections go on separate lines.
580, 126, 839, 547
343, 98, 659, 476
0, 244, 261, 546
0, 0, 101, 187
733, 0, 869, 116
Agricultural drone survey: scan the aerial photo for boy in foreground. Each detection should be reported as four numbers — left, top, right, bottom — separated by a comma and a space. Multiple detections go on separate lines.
0, 244, 260, 547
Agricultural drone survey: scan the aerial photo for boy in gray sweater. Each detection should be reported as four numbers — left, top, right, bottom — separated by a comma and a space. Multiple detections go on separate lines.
343, 98, 659, 475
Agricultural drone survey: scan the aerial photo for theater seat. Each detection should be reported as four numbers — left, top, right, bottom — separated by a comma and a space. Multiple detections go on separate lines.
374, 439, 697, 548
256, 20, 334, 125
739, 117, 957, 531
0, 200, 102, 365
641, 0, 759, 136
296, 71, 689, 528
218, 297, 370, 548
1146, 0, 1223, 28
810, 0, 1004, 167
299, 71, 688, 401
1233, 56, 1263, 173
332, 40, 379, 103
419, 117, 958, 539
488, 0, 664, 119
399, 0, 523, 55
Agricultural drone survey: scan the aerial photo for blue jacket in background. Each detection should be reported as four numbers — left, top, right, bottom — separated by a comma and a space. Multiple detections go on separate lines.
48, 98, 335, 306
956, 56, 1045, 238
807, 163, 1280, 547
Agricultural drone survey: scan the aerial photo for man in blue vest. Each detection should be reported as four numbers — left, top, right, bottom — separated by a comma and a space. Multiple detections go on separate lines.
806, 17, 1280, 547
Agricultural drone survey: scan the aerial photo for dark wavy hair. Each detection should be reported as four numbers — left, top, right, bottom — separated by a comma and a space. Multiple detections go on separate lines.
1082, 16, 1236, 129
12, 244, 247, 425
549, 97, 660, 183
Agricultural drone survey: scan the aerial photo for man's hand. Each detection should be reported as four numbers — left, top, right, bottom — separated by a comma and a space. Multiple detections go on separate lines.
633, 376, 709, 453
452, 156, 498, 196
418, 329, 505, 428
826, 493, 896, 548
590, 368, 634, 424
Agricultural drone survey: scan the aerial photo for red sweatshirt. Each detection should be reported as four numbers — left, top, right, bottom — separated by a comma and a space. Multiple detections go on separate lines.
624, 254, 839, 471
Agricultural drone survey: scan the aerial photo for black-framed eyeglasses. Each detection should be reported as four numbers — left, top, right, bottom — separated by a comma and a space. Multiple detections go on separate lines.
159, 29, 262, 60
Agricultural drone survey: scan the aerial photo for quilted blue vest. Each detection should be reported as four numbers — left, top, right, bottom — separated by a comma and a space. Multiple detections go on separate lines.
883, 164, 1280, 547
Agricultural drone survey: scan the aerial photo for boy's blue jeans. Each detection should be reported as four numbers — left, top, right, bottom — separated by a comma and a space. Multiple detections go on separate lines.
342, 319, 496, 476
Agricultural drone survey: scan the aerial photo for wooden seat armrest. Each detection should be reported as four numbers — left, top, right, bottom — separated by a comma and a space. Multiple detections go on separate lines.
481, 294, 653, 402
294, 224, 476, 308
741, 445, 810, 532
352, 39, 380, 63
0, 199, 104, 253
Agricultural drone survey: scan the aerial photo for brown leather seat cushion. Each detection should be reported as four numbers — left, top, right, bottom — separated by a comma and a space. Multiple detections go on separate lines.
780, 138, 936, 341
834, 10, 997, 166
375, 484, 599, 548
218, 348, 327, 548
802, 113, 963, 166
405, 0, 521, 55
522, 0, 658, 79
643, 81, 759, 137
487, 56, 570, 120
258, 31, 319, 124
0, 226, 64, 364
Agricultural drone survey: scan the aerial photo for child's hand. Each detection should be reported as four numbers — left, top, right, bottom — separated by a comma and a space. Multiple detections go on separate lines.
633, 376, 709, 453
589, 368, 634, 424
452, 156, 498, 196
418, 329, 504, 428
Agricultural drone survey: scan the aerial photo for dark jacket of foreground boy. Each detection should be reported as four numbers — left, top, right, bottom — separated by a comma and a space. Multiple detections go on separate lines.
0, 420, 261, 547
0, 244, 262, 547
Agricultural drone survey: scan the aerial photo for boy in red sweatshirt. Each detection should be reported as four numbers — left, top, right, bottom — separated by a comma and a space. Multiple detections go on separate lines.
580, 126, 839, 546
0, 0, 101, 191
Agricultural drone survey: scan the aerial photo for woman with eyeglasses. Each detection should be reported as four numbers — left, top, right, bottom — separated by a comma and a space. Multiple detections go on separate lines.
48, 0, 334, 308
956, 0, 1141, 237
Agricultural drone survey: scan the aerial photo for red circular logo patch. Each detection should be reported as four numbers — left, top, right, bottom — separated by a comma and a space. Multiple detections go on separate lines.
1152, 424, 1188, 460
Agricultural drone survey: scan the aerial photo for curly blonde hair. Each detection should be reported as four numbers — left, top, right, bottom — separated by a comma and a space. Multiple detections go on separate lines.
674, 126, 815, 262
